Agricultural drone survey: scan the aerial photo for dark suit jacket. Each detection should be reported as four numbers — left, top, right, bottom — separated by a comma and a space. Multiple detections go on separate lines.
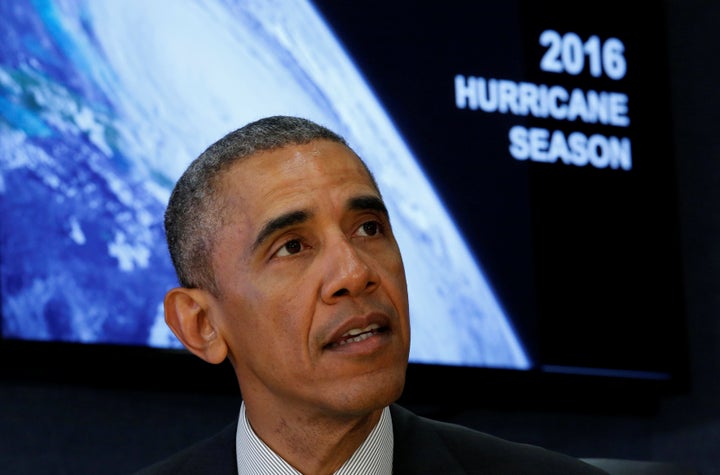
133, 404, 607, 474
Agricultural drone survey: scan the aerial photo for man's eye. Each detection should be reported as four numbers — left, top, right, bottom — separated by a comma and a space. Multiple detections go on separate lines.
276, 239, 303, 257
357, 221, 381, 237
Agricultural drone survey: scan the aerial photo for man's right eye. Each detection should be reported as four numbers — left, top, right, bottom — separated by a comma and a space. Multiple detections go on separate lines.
276, 239, 303, 257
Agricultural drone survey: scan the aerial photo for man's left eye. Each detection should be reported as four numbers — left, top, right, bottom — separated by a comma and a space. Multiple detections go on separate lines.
357, 221, 381, 237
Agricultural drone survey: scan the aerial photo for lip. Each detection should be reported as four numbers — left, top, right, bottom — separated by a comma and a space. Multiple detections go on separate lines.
323, 312, 391, 350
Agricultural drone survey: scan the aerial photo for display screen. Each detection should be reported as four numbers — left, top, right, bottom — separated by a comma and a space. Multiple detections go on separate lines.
0, 0, 687, 402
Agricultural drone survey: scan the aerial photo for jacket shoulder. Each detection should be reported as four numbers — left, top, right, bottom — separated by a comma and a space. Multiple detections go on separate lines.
390, 404, 607, 474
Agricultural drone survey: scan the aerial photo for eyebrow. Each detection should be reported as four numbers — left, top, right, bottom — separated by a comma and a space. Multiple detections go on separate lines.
348, 194, 388, 216
250, 194, 388, 252
252, 210, 310, 252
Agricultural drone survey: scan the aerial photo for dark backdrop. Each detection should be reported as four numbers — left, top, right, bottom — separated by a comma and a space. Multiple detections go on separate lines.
1, 1, 718, 474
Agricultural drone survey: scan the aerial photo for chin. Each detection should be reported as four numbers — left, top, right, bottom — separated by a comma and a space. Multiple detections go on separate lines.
338, 368, 407, 413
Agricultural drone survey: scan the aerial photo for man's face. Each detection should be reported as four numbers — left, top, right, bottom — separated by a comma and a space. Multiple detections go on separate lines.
208, 139, 410, 417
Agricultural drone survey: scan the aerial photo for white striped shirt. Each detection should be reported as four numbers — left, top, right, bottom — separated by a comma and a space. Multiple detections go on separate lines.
236, 401, 393, 475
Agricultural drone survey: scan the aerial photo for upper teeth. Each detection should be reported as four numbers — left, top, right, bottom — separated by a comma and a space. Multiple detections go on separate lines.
343, 323, 380, 337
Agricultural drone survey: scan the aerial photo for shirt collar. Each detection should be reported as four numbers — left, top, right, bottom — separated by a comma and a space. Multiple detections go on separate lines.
236, 401, 393, 475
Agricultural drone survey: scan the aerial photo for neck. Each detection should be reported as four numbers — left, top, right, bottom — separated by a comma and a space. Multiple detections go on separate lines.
244, 402, 384, 475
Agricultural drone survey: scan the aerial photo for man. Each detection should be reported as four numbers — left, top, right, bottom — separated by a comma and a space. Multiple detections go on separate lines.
134, 115, 606, 474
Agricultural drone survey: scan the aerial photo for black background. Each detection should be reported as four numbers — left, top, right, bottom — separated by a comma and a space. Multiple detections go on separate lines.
311, 1, 686, 381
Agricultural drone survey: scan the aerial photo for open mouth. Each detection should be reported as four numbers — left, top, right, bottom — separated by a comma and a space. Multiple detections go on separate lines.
326, 323, 387, 349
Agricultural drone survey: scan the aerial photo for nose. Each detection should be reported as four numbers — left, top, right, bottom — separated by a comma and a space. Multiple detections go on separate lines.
320, 236, 379, 302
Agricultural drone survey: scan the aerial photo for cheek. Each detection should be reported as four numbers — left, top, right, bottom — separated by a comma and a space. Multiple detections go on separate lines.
221, 291, 301, 372
229, 278, 309, 344
384, 251, 408, 290
385, 256, 410, 318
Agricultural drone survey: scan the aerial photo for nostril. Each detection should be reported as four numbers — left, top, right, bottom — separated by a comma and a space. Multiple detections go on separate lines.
333, 288, 350, 297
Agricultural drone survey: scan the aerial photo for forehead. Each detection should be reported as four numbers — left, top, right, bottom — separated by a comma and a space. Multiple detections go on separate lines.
216, 140, 379, 224
223, 139, 374, 190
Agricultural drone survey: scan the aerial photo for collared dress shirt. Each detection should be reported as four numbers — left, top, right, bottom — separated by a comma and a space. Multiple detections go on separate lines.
236, 402, 393, 475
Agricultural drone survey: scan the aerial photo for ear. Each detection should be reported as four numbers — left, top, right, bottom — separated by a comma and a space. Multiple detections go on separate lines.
164, 287, 228, 364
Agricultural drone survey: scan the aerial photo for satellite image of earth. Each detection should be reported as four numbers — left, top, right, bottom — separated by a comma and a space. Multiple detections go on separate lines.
0, 0, 529, 369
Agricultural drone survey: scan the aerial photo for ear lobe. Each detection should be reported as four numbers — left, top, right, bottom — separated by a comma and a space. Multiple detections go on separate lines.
164, 287, 228, 364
